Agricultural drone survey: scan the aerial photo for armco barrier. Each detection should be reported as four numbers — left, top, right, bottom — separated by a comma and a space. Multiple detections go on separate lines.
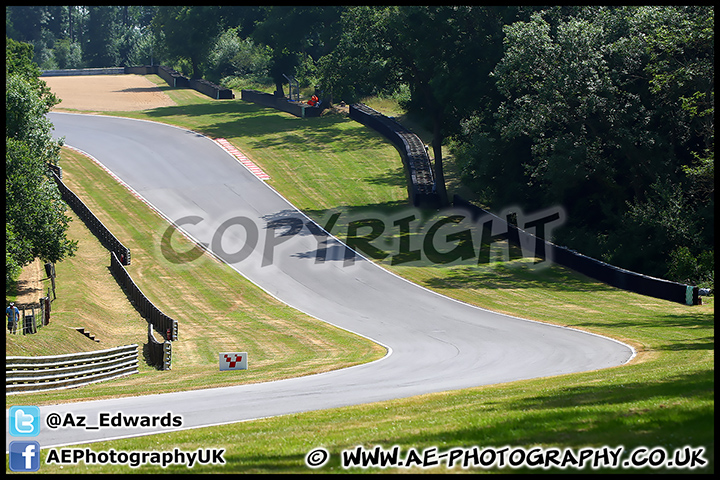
453, 195, 700, 305
6, 344, 139, 394
241, 89, 325, 118
51, 170, 131, 265
350, 103, 440, 209
40, 67, 125, 76
110, 251, 179, 342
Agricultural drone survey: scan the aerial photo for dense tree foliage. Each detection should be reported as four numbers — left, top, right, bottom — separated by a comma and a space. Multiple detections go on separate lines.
453, 6, 713, 284
319, 6, 527, 205
5, 6, 158, 69
251, 6, 343, 97
205, 28, 272, 85
6, 38, 77, 283
6, 5, 712, 286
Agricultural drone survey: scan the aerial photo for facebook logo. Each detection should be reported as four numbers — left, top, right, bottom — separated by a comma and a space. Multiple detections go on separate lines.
9, 441, 41, 472
9, 405, 40, 436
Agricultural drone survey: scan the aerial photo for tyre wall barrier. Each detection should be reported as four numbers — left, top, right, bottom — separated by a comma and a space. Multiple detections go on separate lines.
124, 65, 157, 75
6, 344, 139, 394
241, 89, 325, 118
190, 78, 234, 99
110, 251, 179, 342
453, 195, 700, 305
350, 103, 440, 209
51, 169, 131, 266
156, 64, 189, 88
129, 65, 233, 99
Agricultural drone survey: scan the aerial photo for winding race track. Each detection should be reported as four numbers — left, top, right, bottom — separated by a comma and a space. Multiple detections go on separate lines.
10, 112, 634, 449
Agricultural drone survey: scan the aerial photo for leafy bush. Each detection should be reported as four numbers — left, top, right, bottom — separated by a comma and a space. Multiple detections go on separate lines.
206, 28, 271, 84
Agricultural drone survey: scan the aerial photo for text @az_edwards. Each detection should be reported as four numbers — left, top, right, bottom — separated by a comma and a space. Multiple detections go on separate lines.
45, 411, 183, 430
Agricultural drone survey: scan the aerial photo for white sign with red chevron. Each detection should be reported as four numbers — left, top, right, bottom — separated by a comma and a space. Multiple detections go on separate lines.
219, 352, 248, 371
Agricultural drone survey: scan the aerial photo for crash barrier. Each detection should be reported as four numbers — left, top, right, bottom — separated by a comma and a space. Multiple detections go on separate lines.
6, 344, 139, 394
154, 64, 190, 88
110, 251, 179, 342
145, 65, 233, 99
40, 67, 126, 76
44, 165, 176, 369
117, 64, 188, 87
7, 298, 52, 336
148, 323, 172, 370
124, 65, 157, 75
453, 195, 700, 305
349, 103, 440, 209
190, 78, 234, 99
51, 169, 131, 265
133, 65, 233, 98
241, 89, 325, 118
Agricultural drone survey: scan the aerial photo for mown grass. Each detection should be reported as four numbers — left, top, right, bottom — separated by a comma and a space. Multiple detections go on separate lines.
6, 78, 713, 474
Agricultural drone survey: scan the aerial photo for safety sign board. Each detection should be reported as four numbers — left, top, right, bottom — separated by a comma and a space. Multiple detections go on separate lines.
219, 352, 248, 371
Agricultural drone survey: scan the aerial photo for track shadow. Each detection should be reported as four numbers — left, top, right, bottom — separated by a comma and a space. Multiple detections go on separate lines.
143, 101, 392, 153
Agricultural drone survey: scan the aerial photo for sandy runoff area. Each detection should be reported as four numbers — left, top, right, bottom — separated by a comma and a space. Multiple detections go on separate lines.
43, 73, 177, 111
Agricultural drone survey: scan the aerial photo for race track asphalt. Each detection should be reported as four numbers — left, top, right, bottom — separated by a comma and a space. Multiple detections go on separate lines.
7, 112, 635, 450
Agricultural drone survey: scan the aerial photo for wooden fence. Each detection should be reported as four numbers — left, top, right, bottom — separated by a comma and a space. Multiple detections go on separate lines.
7, 298, 51, 336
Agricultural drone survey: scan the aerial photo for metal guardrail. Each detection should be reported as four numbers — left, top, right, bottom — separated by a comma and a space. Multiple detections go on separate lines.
40, 67, 126, 76
6, 344, 139, 394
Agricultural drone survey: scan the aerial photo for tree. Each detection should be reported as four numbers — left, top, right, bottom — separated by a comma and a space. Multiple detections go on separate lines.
316, 7, 397, 103
321, 6, 514, 206
6, 6, 161, 70
152, 6, 227, 78
206, 28, 271, 84
252, 6, 343, 97
6, 39, 77, 283
83, 6, 121, 67
462, 6, 713, 282
52, 38, 82, 69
